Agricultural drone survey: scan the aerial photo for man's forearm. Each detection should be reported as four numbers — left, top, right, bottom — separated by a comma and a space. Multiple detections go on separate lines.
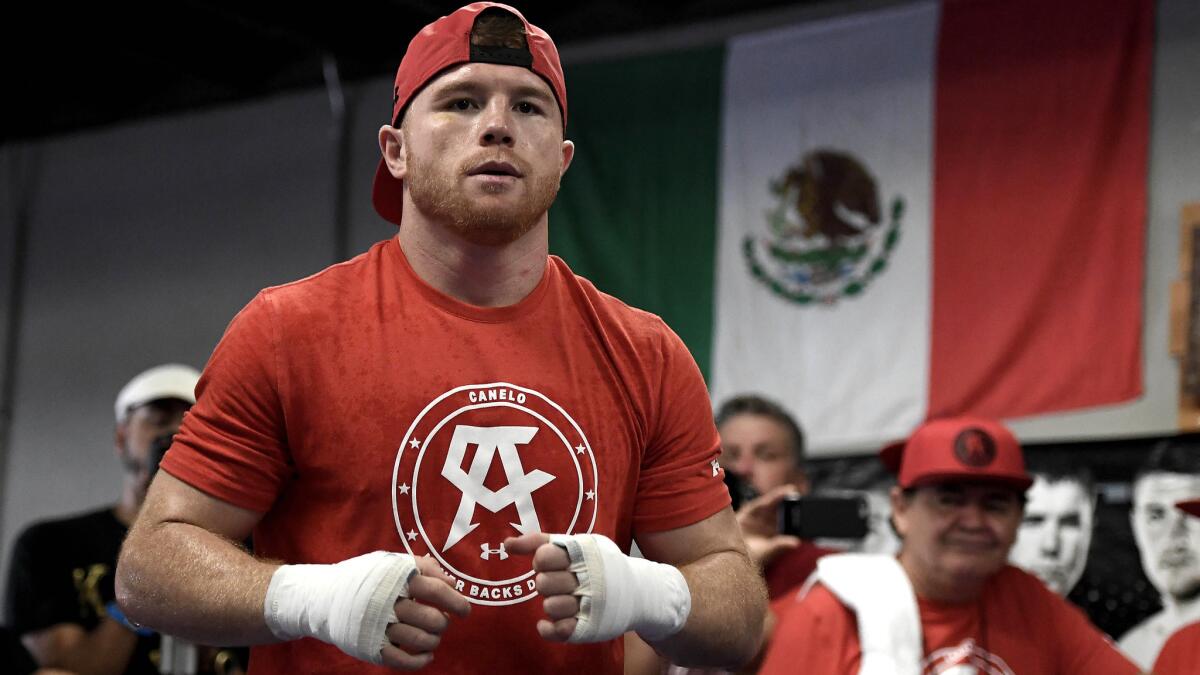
116, 519, 278, 646
650, 549, 766, 669
23, 620, 137, 675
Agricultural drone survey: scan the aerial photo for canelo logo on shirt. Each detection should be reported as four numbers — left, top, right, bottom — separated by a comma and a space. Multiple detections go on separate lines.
392, 382, 599, 606
923, 638, 1014, 675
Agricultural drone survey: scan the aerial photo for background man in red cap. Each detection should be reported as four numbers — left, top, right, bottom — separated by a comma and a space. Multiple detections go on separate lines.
1153, 498, 1200, 675
758, 416, 1139, 674
115, 3, 765, 673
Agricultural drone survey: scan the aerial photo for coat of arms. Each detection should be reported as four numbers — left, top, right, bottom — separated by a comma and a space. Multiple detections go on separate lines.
744, 149, 904, 305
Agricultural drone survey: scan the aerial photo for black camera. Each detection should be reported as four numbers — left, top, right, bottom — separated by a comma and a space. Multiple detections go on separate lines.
778, 495, 870, 540
723, 468, 758, 511
146, 432, 175, 480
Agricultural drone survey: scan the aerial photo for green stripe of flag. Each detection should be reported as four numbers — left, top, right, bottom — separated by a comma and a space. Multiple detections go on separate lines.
550, 46, 725, 379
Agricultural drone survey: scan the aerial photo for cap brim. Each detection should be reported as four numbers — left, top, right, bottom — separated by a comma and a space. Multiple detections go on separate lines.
908, 472, 1033, 492
879, 439, 905, 474
372, 160, 404, 226
1179, 499, 1200, 518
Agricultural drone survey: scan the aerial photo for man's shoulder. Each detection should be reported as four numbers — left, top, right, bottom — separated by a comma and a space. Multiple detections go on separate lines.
1163, 621, 1200, 651
258, 241, 388, 306
798, 580, 856, 618
549, 256, 675, 340
17, 506, 117, 541
12, 506, 119, 560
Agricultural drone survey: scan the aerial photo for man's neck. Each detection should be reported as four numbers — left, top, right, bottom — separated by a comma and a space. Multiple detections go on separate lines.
899, 552, 988, 604
397, 218, 549, 308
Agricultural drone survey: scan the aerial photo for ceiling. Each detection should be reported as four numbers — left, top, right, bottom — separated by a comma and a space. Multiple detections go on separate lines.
6, 0, 835, 144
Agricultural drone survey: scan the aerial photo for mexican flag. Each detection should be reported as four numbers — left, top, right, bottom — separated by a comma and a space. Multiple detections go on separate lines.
550, 0, 1152, 450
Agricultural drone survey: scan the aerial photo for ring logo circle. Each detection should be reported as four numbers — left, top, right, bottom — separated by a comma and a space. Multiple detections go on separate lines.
392, 383, 598, 606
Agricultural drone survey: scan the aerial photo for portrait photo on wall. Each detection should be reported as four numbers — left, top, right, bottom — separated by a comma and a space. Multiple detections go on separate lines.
805, 433, 1200, 670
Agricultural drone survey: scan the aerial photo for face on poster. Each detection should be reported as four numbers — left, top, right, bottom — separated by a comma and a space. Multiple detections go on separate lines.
1131, 472, 1200, 601
1010, 474, 1096, 595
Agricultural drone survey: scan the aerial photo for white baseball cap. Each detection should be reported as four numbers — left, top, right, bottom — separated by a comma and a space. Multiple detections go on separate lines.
114, 364, 201, 422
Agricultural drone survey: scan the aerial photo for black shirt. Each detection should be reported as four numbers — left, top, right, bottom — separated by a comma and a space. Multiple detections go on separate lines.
4, 506, 159, 674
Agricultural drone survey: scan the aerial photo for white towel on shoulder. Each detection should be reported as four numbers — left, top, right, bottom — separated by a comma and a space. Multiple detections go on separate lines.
817, 553, 923, 675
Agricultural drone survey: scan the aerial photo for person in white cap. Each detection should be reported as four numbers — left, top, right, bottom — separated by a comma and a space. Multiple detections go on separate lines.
115, 3, 765, 674
759, 416, 1139, 675
4, 364, 200, 675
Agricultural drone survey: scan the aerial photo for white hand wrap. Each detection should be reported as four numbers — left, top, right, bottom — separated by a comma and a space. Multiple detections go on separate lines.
264, 551, 418, 664
549, 533, 691, 643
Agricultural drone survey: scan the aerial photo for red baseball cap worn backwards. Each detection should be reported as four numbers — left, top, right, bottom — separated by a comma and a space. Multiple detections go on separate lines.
371, 2, 568, 226
1179, 499, 1200, 518
880, 416, 1033, 491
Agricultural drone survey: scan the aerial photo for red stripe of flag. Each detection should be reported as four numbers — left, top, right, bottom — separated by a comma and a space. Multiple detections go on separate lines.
929, 0, 1153, 420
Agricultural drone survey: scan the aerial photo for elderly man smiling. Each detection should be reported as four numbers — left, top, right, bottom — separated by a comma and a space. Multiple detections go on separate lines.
759, 417, 1138, 674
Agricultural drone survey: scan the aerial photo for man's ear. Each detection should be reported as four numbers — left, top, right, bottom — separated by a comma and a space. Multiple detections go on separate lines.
379, 125, 407, 180
889, 486, 910, 538
559, 139, 575, 177
114, 422, 129, 461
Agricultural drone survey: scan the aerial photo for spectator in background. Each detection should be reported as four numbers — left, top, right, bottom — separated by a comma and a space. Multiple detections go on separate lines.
760, 416, 1138, 674
716, 394, 830, 596
1120, 438, 1200, 669
1009, 464, 1097, 596
4, 365, 199, 675
1153, 497, 1200, 675
626, 395, 832, 675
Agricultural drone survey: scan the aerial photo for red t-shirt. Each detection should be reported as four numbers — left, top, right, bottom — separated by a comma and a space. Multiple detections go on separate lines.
759, 565, 1137, 675
765, 541, 834, 601
161, 239, 729, 674
1154, 621, 1200, 675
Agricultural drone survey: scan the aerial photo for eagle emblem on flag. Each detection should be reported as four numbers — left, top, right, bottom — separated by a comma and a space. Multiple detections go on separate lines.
744, 149, 904, 305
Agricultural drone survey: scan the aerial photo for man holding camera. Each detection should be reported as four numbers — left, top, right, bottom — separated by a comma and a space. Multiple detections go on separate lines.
760, 416, 1138, 674
5, 364, 199, 675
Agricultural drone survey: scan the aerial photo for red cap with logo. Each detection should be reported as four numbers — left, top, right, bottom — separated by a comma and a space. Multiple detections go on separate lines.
1179, 499, 1200, 518
880, 416, 1033, 491
371, 2, 568, 226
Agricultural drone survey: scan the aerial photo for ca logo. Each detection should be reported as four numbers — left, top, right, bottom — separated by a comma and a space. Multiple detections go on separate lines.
393, 383, 598, 606
440, 425, 555, 551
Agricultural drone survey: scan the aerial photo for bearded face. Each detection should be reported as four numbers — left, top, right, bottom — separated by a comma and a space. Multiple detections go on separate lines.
1131, 473, 1200, 601
395, 62, 571, 248
405, 142, 561, 247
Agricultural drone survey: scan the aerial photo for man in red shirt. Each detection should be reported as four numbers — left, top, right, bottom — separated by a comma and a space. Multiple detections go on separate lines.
1153, 498, 1200, 675
113, 4, 765, 673
760, 416, 1139, 674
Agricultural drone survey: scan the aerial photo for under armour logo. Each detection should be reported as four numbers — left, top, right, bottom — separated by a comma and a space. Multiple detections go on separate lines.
441, 425, 556, 552
711, 459, 721, 477
480, 543, 509, 561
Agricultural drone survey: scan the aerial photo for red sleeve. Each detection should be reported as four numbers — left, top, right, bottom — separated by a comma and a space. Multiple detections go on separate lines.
160, 291, 291, 512
1154, 623, 1200, 675
760, 583, 861, 675
632, 323, 730, 533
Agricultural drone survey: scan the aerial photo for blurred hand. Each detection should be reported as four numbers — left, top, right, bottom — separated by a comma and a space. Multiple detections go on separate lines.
736, 484, 803, 569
